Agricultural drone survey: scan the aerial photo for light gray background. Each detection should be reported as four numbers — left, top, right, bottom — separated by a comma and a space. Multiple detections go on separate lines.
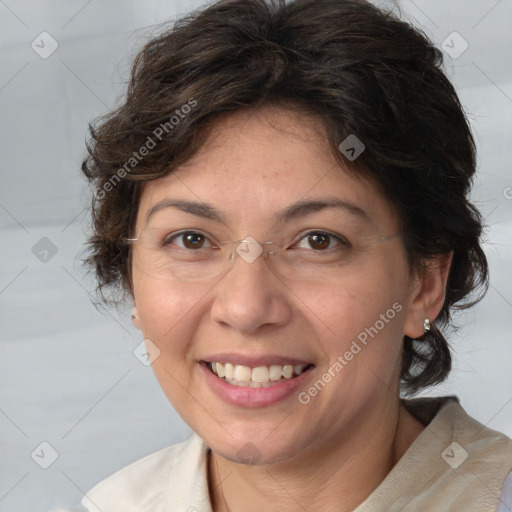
0, 1, 511, 510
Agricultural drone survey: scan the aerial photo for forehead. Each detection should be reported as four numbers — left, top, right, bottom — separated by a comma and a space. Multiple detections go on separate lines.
137, 106, 398, 230
182, 106, 337, 180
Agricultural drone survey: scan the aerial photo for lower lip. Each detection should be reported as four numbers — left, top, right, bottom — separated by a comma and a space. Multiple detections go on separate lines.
200, 362, 314, 408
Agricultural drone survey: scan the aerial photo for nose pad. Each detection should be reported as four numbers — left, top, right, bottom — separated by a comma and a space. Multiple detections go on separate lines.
235, 237, 264, 264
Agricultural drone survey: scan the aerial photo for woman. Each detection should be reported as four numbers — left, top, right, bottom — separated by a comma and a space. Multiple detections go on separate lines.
77, 0, 512, 510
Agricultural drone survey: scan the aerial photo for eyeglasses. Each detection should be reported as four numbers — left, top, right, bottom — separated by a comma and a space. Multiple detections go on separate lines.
125, 227, 400, 283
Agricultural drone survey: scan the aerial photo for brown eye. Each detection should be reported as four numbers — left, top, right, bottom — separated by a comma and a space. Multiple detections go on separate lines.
294, 231, 348, 252
181, 232, 206, 249
307, 232, 331, 250
165, 231, 212, 250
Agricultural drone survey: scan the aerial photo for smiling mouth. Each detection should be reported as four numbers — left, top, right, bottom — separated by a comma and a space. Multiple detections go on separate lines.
206, 362, 314, 388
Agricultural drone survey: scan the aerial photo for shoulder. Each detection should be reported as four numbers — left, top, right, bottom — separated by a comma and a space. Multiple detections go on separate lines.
407, 397, 512, 510
409, 396, 512, 480
80, 433, 210, 512
405, 395, 512, 456
432, 397, 512, 464
497, 470, 512, 512
359, 396, 512, 511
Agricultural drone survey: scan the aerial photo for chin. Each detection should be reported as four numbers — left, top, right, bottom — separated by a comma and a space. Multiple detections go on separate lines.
207, 430, 306, 467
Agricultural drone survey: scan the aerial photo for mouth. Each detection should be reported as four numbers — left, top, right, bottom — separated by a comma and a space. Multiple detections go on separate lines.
205, 361, 314, 388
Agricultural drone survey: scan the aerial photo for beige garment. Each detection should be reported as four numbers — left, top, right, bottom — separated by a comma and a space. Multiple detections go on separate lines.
354, 396, 512, 511
81, 397, 512, 511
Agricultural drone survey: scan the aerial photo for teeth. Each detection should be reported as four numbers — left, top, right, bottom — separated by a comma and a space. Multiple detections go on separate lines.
269, 365, 283, 381
224, 363, 235, 379
209, 362, 309, 387
293, 364, 306, 376
282, 365, 293, 379
234, 365, 252, 382
251, 366, 270, 383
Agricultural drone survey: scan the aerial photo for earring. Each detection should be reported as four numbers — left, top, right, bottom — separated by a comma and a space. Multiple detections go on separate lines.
131, 307, 138, 320
423, 318, 431, 333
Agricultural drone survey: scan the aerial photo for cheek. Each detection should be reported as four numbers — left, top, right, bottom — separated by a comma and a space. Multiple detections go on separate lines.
300, 286, 406, 424
132, 275, 207, 356
297, 266, 408, 366
132, 277, 209, 411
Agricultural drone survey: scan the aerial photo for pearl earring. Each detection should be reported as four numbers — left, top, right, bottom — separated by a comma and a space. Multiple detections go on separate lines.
424, 318, 431, 333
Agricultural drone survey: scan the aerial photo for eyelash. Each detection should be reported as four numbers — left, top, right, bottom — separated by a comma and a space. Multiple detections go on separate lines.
162, 230, 351, 251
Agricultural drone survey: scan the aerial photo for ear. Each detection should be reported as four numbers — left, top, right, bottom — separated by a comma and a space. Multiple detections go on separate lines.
403, 251, 453, 338
131, 307, 142, 330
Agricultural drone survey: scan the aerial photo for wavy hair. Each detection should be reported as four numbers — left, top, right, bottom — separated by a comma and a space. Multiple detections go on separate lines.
81, 0, 488, 395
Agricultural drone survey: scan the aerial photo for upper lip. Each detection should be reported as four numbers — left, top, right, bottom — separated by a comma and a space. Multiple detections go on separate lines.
201, 353, 314, 367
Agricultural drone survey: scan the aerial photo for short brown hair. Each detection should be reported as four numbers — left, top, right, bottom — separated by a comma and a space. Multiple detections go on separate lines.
81, 0, 488, 395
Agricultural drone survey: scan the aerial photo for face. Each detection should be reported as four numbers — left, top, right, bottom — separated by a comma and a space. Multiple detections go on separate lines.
131, 106, 422, 465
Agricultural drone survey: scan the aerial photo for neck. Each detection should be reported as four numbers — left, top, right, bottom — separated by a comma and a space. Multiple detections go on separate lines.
208, 401, 425, 512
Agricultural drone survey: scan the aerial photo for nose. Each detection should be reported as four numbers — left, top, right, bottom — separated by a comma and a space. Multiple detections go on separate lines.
209, 248, 292, 335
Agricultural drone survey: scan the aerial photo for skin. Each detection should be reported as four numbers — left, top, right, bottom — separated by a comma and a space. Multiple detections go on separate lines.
131, 106, 452, 511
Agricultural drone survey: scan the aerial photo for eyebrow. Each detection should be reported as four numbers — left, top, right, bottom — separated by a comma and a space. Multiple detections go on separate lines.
145, 197, 369, 225
146, 200, 225, 224
276, 197, 369, 223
